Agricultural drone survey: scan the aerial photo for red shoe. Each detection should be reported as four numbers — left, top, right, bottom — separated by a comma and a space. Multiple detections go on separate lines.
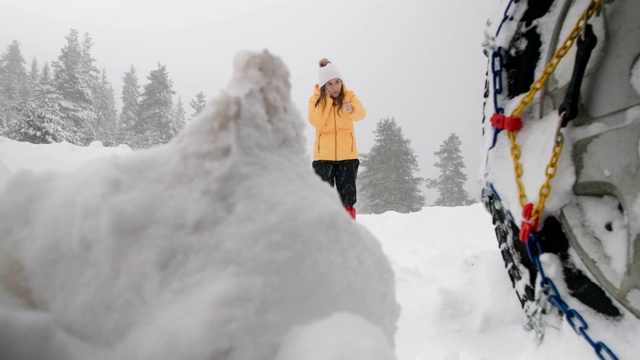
345, 206, 356, 219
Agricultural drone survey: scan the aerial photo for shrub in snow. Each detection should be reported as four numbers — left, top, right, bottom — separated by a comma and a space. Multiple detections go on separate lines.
0, 50, 399, 360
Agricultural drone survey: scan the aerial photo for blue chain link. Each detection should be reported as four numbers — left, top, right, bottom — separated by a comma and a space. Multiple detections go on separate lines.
526, 233, 619, 360
489, 0, 519, 149
496, 0, 521, 36
489, 49, 504, 149
491, 49, 505, 116
491, 0, 518, 112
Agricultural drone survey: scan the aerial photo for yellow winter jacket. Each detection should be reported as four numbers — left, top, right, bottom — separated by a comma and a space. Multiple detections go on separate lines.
308, 84, 366, 161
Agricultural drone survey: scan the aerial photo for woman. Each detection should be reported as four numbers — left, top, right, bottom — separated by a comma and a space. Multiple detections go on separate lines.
308, 58, 366, 219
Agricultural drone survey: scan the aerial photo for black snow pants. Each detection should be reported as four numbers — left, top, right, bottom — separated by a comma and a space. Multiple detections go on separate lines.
312, 159, 360, 207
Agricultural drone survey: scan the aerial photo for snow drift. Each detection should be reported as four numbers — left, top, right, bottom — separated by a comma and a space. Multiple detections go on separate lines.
0, 50, 399, 359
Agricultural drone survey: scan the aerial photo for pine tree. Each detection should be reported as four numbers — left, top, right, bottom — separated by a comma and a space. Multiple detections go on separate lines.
8, 61, 66, 144
189, 91, 207, 119
426, 133, 472, 207
0, 40, 27, 134
118, 65, 140, 145
9, 98, 65, 144
93, 68, 118, 146
28, 58, 39, 93
0, 40, 27, 104
358, 117, 425, 214
39, 62, 54, 97
173, 96, 186, 132
80, 31, 100, 140
134, 62, 175, 148
20, 57, 39, 105
52, 29, 97, 145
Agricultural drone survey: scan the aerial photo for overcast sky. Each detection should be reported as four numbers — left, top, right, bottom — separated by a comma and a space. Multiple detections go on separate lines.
1, 0, 499, 203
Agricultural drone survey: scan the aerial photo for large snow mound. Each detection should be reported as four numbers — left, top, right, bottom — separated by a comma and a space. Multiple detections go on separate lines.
0, 50, 399, 360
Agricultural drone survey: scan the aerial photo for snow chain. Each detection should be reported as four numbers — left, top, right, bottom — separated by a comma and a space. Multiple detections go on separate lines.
508, 0, 602, 220
489, 0, 620, 359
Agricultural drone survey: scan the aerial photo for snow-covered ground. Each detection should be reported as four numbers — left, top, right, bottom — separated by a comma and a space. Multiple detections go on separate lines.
360, 208, 640, 360
1, 50, 638, 359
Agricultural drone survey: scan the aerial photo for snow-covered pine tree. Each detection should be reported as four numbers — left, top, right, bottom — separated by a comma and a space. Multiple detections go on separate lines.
39, 62, 57, 100
118, 65, 140, 146
21, 57, 40, 105
28, 58, 39, 91
134, 63, 176, 148
52, 29, 97, 145
9, 61, 66, 144
427, 133, 472, 206
189, 91, 207, 119
173, 96, 186, 133
358, 117, 425, 214
0, 40, 27, 135
93, 68, 118, 146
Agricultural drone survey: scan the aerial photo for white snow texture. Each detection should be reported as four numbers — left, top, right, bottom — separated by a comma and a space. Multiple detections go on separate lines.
0, 50, 399, 360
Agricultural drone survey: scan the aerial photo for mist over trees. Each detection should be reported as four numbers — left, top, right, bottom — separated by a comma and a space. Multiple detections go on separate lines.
190, 91, 207, 118
358, 117, 425, 214
118, 65, 140, 145
426, 133, 472, 207
94, 68, 118, 146
0, 30, 205, 149
133, 63, 176, 148
0, 39, 26, 134
2, 31, 475, 209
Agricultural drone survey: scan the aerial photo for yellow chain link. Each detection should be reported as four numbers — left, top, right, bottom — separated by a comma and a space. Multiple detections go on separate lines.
507, 131, 528, 207
508, 0, 601, 220
532, 133, 564, 219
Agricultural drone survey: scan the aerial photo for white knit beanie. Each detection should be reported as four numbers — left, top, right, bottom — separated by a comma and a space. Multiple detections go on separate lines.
318, 59, 342, 87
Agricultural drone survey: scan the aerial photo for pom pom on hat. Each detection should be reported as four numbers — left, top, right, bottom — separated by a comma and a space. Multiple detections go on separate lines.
318, 58, 342, 87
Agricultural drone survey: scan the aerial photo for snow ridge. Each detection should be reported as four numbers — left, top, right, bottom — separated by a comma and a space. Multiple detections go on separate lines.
0, 50, 399, 360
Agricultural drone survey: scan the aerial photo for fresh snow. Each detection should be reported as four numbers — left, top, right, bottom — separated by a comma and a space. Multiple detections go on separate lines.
1, 49, 639, 360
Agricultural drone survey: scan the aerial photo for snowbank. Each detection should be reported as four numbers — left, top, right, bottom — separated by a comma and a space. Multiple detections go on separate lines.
0, 50, 399, 360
